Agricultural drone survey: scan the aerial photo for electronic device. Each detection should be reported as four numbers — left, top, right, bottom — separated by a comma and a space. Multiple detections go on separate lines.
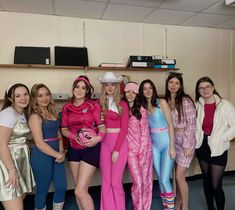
55, 46, 89, 66
14, 46, 50, 65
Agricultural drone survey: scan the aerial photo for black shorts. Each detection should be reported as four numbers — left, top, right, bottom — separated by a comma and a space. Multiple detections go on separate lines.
67, 143, 101, 168
195, 135, 228, 167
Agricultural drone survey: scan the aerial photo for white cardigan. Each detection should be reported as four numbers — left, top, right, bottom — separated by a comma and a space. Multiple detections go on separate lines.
195, 94, 235, 157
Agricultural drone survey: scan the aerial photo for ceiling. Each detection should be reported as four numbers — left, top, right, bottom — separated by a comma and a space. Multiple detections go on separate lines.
0, 0, 235, 30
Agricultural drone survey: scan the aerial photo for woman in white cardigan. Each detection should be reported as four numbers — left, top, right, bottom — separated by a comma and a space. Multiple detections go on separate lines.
195, 76, 235, 210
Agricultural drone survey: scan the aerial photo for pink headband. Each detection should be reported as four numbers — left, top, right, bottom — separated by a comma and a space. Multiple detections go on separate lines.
75, 77, 90, 86
124, 83, 139, 94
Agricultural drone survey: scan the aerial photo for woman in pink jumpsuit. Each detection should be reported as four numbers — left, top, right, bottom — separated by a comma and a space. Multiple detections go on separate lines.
98, 72, 129, 210
123, 82, 153, 210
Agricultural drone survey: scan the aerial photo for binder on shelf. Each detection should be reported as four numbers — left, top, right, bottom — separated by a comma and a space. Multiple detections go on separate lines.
153, 64, 176, 69
129, 62, 148, 67
99, 63, 125, 68
152, 59, 176, 65
14, 46, 50, 65
127, 55, 152, 67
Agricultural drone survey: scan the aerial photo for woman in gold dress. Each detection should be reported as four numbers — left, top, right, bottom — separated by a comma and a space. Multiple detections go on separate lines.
0, 83, 35, 210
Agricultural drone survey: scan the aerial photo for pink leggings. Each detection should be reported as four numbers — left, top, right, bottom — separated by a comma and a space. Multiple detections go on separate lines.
100, 132, 128, 210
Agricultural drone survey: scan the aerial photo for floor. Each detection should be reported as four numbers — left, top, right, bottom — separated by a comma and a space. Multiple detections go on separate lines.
1, 174, 235, 210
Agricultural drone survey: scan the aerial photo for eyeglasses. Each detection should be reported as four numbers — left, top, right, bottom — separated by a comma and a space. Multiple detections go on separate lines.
198, 85, 213, 91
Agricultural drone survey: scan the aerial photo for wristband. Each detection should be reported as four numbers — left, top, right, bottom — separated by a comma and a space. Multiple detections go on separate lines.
69, 132, 76, 141
98, 131, 105, 141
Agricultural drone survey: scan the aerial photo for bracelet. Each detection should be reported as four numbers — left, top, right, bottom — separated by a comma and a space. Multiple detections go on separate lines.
7, 166, 16, 171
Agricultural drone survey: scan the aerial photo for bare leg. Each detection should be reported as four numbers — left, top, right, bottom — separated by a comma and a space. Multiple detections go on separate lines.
69, 161, 82, 210
175, 164, 189, 210
2, 195, 24, 210
74, 161, 96, 210
175, 178, 182, 210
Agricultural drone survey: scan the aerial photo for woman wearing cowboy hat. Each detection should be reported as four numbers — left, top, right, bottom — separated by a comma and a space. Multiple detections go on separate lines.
98, 72, 129, 210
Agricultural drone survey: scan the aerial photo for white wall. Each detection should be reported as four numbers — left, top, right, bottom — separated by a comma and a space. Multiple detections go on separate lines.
0, 11, 235, 186
0, 11, 234, 102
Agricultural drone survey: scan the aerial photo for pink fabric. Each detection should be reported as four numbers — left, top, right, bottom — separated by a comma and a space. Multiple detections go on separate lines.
104, 101, 129, 152
74, 77, 90, 85
61, 100, 104, 149
171, 97, 196, 149
124, 83, 139, 94
44, 137, 60, 142
150, 127, 168, 133
98, 131, 106, 141
127, 107, 153, 210
171, 97, 196, 168
100, 132, 128, 210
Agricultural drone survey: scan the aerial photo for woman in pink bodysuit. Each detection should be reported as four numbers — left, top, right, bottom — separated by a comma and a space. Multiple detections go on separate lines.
123, 82, 153, 210
98, 72, 129, 210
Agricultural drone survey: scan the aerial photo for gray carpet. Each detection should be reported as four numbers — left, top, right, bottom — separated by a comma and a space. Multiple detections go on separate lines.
1, 174, 235, 209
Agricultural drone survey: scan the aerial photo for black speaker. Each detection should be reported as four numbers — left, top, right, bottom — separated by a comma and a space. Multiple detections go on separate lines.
14, 46, 50, 65
55, 46, 89, 66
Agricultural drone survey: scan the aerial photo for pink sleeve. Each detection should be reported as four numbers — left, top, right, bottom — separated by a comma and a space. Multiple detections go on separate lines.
92, 101, 104, 126
182, 98, 196, 149
139, 107, 152, 166
113, 101, 129, 152
61, 104, 69, 128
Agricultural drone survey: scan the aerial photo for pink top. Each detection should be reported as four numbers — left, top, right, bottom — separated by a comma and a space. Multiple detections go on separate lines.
104, 100, 129, 152
127, 106, 151, 155
202, 102, 216, 136
61, 99, 104, 149
171, 97, 196, 149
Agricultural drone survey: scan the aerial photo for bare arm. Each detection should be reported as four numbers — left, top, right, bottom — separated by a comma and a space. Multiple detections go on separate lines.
57, 130, 64, 153
0, 126, 19, 188
29, 114, 64, 160
160, 99, 176, 159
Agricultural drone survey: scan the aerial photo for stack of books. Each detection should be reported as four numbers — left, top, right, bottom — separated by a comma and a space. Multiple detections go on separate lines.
152, 58, 176, 69
126, 55, 176, 69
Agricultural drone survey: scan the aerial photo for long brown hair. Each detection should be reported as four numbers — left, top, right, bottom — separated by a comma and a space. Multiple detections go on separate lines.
71, 75, 94, 102
165, 72, 195, 122
29, 83, 57, 119
139, 79, 160, 109
2, 83, 30, 119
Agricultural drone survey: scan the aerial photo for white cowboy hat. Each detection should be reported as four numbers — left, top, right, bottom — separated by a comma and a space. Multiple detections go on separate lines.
98, 72, 123, 84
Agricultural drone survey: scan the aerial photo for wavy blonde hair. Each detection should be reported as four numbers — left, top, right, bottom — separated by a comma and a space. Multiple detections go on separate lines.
29, 83, 57, 119
99, 83, 123, 114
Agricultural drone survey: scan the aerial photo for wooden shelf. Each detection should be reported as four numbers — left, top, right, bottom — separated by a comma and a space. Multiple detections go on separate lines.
0, 64, 179, 71
0, 64, 85, 70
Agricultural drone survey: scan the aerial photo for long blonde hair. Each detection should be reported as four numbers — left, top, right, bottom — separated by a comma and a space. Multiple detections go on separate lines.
99, 83, 123, 114
29, 83, 57, 119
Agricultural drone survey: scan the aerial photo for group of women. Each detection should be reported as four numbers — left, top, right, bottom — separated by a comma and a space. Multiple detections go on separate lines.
0, 71, 234, 210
